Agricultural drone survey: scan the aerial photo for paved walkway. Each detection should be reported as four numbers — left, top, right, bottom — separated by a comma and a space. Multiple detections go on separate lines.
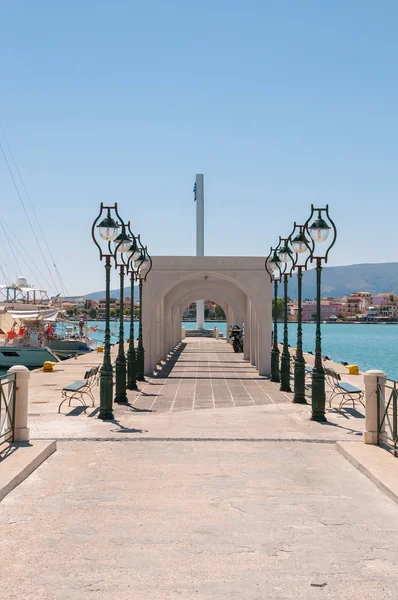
2, 339, 398, 599
131, 341, 292, 412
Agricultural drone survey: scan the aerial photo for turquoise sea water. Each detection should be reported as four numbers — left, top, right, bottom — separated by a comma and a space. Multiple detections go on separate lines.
87, 320, 398, 380
2, 320, 397, 380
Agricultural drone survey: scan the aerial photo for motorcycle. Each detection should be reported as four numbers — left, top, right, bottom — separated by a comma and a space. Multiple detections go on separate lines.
229, 326, 244, 353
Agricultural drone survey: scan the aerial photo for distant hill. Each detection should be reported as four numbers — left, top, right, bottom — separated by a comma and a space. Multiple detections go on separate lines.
84, 263, 398, 302
84, 286, 139, 302
290, 262, 398, 300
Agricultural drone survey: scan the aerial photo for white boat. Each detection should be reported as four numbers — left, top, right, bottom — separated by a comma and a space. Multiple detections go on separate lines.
0, 308, 61, 368
0, 346, 60, 368
49, 322, 97, 358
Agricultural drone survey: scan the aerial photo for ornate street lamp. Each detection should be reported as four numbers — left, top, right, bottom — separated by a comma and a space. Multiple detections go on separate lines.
112, 222, 133, 404
289, 223, 311, 404
125, 228, 142, 391
278, 237, 296, 392
135, 241, 152, 381
304, 205, 337, 421
91, 204, 120, 419
265, 246, 284, 383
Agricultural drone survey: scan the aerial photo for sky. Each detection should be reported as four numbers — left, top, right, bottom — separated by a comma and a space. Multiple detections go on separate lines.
0, 0, 397, 296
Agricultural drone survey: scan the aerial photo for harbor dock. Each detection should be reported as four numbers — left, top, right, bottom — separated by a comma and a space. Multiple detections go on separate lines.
1, 339, 398, 600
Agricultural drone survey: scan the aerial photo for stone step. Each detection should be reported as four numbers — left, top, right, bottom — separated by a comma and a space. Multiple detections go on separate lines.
185, 329, 216, 338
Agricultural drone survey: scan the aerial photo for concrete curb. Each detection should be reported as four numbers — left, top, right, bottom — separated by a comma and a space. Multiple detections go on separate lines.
336, 441, 398, 505
0, 440, 57, 502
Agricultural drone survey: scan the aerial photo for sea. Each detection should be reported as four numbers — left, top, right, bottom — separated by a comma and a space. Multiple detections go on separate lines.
88, 320, 398, 380
2, 321, 398, 380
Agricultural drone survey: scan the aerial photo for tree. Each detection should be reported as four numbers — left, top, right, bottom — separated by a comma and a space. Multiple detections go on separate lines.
214, 305, 226, 320
272, 298, 284, 320
204, 308, 210, 319
89, 307, 98, 319
110, 309, 116, 318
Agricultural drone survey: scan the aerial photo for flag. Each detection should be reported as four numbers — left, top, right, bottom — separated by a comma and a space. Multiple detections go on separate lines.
193, 181, 197, 202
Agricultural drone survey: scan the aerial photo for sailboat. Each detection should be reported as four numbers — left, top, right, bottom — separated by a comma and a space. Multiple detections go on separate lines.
0, 306, 60, 368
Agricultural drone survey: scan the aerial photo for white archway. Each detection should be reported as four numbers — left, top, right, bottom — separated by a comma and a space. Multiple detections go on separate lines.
142, 256, 272, 377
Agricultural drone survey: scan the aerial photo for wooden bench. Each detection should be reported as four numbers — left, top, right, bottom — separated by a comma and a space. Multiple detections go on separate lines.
325, 367, 365, 411
58, 365, 99, 413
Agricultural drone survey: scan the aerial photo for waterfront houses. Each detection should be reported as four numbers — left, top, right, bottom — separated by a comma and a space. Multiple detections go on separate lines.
288, 291, 398, 322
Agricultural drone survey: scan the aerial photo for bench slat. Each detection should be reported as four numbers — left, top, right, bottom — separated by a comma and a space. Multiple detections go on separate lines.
63, 381, 86, 392
339, 382, 362, 394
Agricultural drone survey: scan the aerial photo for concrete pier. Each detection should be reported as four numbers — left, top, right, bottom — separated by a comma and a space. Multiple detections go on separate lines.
1, 340, 398, 599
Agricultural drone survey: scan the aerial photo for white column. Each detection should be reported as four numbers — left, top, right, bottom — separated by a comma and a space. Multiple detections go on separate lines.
363, 370, 386, 445
250, 308, 256, 365
196, 299, 205, 330
196, 173, 205, 329
226, 305, 233, 344
8, 365, 30, 442
244, 297, 251, 361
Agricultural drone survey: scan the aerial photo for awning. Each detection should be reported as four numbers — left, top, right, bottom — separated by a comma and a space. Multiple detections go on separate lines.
10, 309, 59, 322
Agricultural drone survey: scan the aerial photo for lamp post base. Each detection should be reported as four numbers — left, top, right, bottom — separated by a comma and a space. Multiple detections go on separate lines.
270, 348, 280, 383
114, 357, 128, 403
98, 408, 114, 420
292, 357, 307, 403
136, 346, 145, 382
127, 382, 138, 391
310, 413, 328, 422
280, 354, 291, 393
311, 368, 327, 421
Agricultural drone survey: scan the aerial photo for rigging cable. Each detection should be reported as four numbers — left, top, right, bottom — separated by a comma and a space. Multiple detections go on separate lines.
0, 216, 50, 291
0, 135, 59, 295
0, 125, 69, 297
0, 225, 17, 282
0, 219, 21, 275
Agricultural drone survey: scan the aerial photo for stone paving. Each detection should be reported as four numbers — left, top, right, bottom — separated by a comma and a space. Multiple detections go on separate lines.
2, 339, 398, 598
131, 340, 292, 412
1, 439, 398, 599
25, 338, 367, 441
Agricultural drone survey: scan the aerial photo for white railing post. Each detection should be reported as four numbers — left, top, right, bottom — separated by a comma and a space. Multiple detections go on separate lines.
8, 365, 30, 443
363, 369, 386, 445
214, 327, 219, 340
181, 327, 185, 340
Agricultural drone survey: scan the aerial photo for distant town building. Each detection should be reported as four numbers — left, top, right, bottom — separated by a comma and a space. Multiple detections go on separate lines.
302, 300, 346, 322
56, 296, 86, 309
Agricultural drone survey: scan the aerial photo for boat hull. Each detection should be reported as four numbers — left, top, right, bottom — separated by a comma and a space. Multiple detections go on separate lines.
0, 346, 60, 368
49, 340, 95, 359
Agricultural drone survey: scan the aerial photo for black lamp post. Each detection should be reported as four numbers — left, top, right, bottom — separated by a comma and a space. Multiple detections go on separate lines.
304, 205, 337, 421
91, 204, 120, 420
278, 237, 296, 393
112, 221, 133, 404
125, 229, 142, 391
265, 247, 283, 383
135, 241, 152, 382
289, 223, 311, 404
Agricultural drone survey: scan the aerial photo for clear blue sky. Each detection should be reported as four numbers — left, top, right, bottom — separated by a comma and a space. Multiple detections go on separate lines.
1, 0, 397, 295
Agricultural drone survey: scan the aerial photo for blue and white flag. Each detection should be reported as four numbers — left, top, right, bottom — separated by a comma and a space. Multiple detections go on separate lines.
193, 181, 197, 202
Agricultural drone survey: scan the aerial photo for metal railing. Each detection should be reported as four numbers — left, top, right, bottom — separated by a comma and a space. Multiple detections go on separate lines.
377, 376, 398, 457
0, 372, 16, 451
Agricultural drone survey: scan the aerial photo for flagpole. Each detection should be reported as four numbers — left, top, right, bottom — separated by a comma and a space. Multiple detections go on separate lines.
195, 174, 205, 330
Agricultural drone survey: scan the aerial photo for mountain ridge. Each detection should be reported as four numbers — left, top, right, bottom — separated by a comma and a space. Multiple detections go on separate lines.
83, 262, 398, 302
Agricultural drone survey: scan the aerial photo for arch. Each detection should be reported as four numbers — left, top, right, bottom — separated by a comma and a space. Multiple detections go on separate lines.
142, 256, 272, 378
